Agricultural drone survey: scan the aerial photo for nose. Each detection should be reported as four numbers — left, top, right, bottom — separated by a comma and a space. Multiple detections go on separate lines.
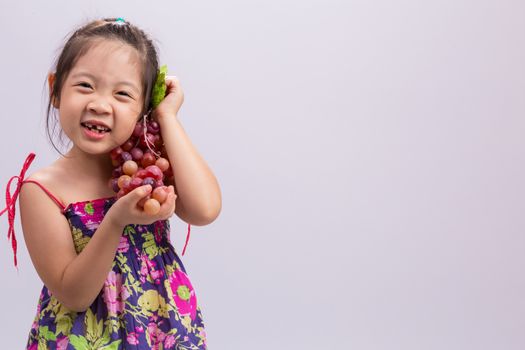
87, 98, 112, 114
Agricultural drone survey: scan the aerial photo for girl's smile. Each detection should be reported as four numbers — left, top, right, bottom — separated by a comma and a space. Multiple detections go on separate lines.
81, 120, 112, 140
81, 123, 110, 140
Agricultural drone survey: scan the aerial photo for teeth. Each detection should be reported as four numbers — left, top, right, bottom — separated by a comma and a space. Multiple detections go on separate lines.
82, 123, 110, 133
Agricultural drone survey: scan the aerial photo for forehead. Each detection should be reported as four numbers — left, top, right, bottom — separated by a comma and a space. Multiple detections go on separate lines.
69, 40, 142, 93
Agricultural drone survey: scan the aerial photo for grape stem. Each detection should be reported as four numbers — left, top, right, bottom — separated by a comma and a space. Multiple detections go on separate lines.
142, 114, 161, 158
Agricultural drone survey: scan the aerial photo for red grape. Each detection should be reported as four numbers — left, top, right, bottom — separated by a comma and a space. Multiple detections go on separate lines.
139, 133, 156, 148
129, 177, 143, 190
148, 121, 160, 134
153, 134, 162, 148
121, 152, 132, 163
135, 169, 148, 179
117, 175, 131, 188
132, 124, 144, 137
164, 166, 173, 179
155, 157, 170, 172
122, 160, 138, 176
113, 166, 123, 178
145, 165, 163, 181
142, 177, 156, 188
130, 147, 143, 161
110, 147, 123, 160
141, 152, 156, 167
122, 140, 134, 151
144, 198, 161, 215
110, 178, 119, 192
152, 186, 168, 203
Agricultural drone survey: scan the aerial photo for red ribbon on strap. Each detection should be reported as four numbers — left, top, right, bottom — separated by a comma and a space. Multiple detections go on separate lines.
0, 152, 192, 268
0, 152, 36, 271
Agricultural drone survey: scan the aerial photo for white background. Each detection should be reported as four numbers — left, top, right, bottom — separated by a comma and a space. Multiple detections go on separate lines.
0, 0, 524, 349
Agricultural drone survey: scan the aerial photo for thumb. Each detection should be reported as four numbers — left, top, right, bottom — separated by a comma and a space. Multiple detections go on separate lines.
129, 184, 152, 200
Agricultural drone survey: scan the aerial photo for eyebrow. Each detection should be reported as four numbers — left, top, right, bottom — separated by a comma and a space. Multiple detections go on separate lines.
70, 72, 141, 94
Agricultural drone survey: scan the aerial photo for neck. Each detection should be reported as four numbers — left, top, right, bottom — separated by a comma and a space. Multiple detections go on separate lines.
62, 146, 114, 180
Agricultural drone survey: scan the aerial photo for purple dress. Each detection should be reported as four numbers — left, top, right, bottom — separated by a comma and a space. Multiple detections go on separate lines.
23, 193, 207, 349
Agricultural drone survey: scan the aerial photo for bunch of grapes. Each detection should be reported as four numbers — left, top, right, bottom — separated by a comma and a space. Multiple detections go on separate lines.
109, 64, 172, 215
109, 117, 174, 215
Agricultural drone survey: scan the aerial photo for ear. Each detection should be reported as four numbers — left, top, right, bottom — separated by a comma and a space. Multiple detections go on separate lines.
47, 73, 59, 108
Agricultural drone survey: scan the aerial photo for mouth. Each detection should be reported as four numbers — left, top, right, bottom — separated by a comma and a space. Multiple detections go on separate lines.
80, 122, 112, 134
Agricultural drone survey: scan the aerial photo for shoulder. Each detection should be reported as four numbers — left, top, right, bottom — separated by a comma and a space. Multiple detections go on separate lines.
21, 160, 67, 208
25, 166, 56, 184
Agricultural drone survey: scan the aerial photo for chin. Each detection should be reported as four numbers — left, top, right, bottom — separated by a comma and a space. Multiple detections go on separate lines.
76, 144, 114, 156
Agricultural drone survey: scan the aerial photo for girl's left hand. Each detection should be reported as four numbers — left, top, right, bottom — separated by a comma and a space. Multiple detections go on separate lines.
153, 76, 184, 122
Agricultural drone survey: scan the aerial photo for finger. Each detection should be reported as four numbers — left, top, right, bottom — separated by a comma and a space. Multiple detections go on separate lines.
171, 194, 177, 212
159, 193, 176, 218
168, 194, 177, 215
161, 192, 176, 210
137, 195, 150, 208
165, 77, 178, 90
160, 186, 173, 199
165, 77, 183, 95
170, 190, 177, 204
129, 185, 152, 203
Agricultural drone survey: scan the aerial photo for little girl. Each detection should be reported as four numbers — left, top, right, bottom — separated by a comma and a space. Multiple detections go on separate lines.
0, 17, 220, 349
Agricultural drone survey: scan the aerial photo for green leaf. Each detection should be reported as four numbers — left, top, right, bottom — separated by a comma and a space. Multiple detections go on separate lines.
151, 64, 168, 109
142, 232, 159, 259
55, 315, 73, 336
97, 317, 104, 340
99, 339, 122, 350
123, 225, 136, 235
124, 225, 137, 246
84, 308, 101, 342
69, 335, 89, 350
38, 338, 48, 350
116, 253, 128, 267
39, 325, 57, 341
84, 202, 94, 215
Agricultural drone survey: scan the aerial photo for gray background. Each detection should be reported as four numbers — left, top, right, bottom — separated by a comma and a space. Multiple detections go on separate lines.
1, 0, 524, 349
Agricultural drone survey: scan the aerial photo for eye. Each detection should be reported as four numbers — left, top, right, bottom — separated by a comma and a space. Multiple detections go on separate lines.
118, 91, 132, 98
77, 82, 92, 88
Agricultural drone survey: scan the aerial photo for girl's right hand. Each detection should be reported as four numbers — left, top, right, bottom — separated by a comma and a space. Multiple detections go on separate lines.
106, 185, 177, 228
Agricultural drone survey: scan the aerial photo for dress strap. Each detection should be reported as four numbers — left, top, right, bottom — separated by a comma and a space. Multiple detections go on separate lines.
0, 152, 36, 271
21, 180, 66, 212
0, 153, 193, 268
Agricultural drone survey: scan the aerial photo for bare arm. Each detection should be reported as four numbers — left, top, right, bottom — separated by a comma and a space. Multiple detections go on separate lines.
158, 116, 222, 226
19, 181, 176, 312
19, 182, 125, 312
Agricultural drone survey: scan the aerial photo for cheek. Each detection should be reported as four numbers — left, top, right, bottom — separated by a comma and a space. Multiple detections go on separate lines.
57, 97, 81, 127
116, 118, 141, 143
58, 112, 73, 136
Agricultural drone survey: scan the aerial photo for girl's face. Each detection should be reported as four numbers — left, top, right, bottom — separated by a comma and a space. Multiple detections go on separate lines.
56, 39, 144, 156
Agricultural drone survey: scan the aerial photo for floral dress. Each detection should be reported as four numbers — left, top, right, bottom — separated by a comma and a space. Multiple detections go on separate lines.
22, 192, 207, 349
